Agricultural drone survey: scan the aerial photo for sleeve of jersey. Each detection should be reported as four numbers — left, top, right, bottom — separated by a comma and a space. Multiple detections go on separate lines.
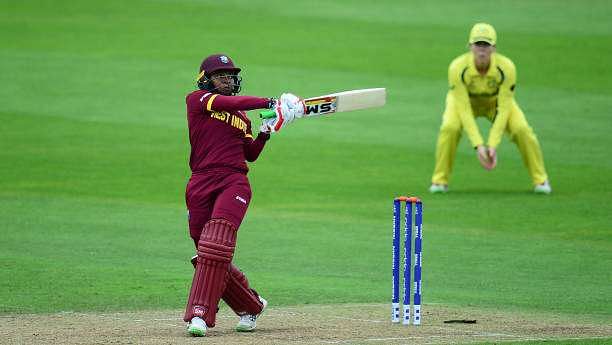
204, 94, 271, 112
487, 61, 517, 149
243, 127, 270, 162
449, 65, 484, 148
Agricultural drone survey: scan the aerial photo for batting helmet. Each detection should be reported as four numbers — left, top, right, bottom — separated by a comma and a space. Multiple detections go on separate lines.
196, 54, 242, 94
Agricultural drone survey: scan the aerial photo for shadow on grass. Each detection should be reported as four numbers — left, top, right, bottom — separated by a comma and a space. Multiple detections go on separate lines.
429, 189, 540, 196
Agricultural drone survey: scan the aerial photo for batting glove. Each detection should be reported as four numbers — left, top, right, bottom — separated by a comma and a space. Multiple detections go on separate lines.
262, 93, 304, 133
280, 93, 306, 118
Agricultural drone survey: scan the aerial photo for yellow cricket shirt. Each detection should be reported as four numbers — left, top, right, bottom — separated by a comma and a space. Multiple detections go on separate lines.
447, 52, 517, 148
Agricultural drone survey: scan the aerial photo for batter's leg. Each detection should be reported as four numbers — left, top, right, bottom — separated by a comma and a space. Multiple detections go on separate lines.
188, 208, 212, 248
189, 259, 264, 319
212, 174, 263, 316
184, 218, 237, 328
212, 173, 252, 229
223, 265, 265, 316
184, 173, 253, 328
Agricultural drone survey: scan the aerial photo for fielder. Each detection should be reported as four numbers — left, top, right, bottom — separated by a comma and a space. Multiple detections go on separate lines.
183, 53, 304, 336
430, 23, 551, 194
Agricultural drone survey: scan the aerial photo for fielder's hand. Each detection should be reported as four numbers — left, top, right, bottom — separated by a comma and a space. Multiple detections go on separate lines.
476, 145, 493, 170
261, 93, 305, 133
487, 147, 497, 169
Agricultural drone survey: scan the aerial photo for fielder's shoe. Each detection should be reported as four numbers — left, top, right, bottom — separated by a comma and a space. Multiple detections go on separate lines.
429, 183, 448, 194
187, 316, 207, 337
534, 180, 552, 194
235, 297, 268, 332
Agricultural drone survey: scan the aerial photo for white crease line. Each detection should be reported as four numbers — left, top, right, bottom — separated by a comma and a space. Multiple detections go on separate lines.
317, 329, 535, 345
462, 336, 612, 344
328, 316, 385, 323
472, 332, 522, 338
428, 325, 521, 339
319, 335, 477, 344
320, 338, 418, 344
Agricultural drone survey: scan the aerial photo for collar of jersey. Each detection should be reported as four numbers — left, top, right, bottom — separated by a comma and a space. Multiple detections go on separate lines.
467, 52, 498, 78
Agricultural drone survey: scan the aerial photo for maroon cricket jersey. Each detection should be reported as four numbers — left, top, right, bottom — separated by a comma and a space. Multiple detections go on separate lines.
186, 90, 271, 173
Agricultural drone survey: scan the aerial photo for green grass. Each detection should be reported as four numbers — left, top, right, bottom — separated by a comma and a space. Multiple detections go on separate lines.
1, 0, 611, 332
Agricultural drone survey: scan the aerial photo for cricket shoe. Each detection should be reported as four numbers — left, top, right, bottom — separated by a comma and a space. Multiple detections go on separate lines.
429, 183, 448, 194
235, 297, 267, 332
534, 180, 552, 194
187, 316, 207, 337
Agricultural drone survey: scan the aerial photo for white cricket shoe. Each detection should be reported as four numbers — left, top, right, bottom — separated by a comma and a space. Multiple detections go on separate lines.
187, 316, 206, 337
235, 297, 267, 332
534, 180, 552, 194
429, 183, 448, 194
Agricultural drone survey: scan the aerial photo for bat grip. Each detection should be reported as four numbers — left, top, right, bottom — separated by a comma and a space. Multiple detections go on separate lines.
259, 110, 277, 119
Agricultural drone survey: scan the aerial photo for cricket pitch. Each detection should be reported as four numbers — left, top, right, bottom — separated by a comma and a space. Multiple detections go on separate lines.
2, 303, 611, 344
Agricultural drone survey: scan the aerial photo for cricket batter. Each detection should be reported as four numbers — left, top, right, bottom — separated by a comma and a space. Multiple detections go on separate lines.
430, 23, 551, 194
183, 53, 304, 336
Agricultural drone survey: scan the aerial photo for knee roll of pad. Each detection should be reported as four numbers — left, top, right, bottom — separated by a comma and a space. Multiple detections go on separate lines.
197, 219, 237, 264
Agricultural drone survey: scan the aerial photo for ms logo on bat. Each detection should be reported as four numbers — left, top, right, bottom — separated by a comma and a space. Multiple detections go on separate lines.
304, 96, 337, 116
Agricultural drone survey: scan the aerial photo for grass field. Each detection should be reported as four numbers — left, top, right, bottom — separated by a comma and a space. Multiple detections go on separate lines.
1, 1, 611, 344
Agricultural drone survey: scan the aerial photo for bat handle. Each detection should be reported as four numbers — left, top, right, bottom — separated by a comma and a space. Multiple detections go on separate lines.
259, 110, 277, 119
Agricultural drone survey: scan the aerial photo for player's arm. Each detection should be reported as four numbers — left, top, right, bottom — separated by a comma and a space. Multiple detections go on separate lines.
203, 93, 275, 112
243, 119, 270, 162
449, 65, 484, 148
487, 60, 517, 149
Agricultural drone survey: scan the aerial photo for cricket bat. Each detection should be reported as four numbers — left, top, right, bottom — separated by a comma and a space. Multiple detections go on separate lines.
259, 88, 386, 119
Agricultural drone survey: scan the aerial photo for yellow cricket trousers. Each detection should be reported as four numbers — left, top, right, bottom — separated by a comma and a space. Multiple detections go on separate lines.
431, 94, 548, 186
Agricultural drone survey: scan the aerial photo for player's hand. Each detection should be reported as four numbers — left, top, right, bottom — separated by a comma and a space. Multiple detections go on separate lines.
487, 147, 497, 170
259, 101, 288, 133
259, 121, 272, 134
262, 93, 305, 133
476, 145, 493, 170
280, 93, 306, 119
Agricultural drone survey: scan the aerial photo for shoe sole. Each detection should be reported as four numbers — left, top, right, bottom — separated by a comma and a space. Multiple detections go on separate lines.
429, 185, 448, 194
188, 326, 206, 337
234, 297, 267, 332
235, 325, 255, 332
430, 189, 448, 194
534, 187, 552, 194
